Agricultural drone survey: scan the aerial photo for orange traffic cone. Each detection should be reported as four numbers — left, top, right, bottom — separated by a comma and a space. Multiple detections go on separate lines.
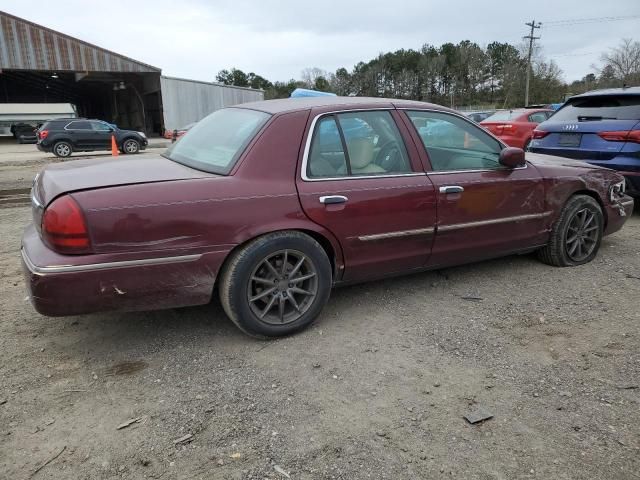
111, 135, 119, 157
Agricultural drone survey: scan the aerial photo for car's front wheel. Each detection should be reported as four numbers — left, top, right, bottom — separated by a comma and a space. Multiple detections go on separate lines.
122, 139, 140, 154
53, 141, 72, 158
219, 231, 332, 338
538, 194, 604, 267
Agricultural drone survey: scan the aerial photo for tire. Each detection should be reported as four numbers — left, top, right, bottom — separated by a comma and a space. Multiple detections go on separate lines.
537, 194, 604, 267
53, 141, 72, 158
219, 231, 332, 338
122, 138, 140, 154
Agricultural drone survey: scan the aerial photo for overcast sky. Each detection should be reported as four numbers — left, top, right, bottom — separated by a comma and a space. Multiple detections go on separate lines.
2, 0, 639, 83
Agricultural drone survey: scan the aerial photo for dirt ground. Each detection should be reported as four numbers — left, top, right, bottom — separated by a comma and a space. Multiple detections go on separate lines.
1, 204, 639, 480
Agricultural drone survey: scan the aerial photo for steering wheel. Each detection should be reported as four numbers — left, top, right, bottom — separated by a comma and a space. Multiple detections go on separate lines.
376, 141, 403, 172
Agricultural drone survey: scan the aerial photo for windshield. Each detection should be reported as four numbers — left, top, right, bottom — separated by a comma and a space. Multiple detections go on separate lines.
552, 95, 640, 121
483, 110, 524, 122
164, 108, 270, 174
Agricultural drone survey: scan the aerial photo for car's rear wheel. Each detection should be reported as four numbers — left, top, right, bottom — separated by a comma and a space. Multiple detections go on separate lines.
219, 231, 332, 338
122, 139, 140, 154
537, 194, 603, 267
53, 141, 72, 158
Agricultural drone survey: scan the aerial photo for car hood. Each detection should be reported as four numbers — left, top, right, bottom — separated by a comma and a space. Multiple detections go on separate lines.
526, 152, 607, 171
35, 154, 212, 206
526, 152, 623, 185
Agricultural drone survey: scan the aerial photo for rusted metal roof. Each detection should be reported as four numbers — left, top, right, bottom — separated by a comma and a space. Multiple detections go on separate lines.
0, 11, 160, 73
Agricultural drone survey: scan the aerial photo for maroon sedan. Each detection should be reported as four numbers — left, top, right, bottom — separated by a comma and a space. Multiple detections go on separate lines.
22, 97, 634, 337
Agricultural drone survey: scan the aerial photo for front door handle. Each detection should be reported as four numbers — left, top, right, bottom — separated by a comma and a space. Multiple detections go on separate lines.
439, 186, 464, 194
319, 195, 348, 205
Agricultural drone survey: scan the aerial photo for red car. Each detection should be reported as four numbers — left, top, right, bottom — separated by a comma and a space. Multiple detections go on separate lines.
22, 97, 633, 337
481, 108, 554, 150
162, 122, 196, 141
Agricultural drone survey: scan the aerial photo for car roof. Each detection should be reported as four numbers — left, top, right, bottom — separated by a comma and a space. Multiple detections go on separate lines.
234, 96, 451, 115
571, 86, 640, 99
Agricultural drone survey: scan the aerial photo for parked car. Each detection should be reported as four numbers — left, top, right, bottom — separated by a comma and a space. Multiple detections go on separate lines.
162, 122, 196, 141
481, 108, 554, 150
464, 110, 495, 123
22, 97, 633, 338
11, 122, 38, 143
529, 87, 640, 197
36, 118, 148, 158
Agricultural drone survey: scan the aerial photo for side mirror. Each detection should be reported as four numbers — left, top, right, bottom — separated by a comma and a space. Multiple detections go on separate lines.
499, 147, 526, 168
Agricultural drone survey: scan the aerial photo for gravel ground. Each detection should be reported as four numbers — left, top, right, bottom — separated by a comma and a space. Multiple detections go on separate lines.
1, 205, 639, 480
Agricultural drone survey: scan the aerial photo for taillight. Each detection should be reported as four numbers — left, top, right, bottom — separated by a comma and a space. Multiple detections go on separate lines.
38, 130, 49, 140
598, 130, 640, 143
532, 129, 550, 139
41, 195, 91, 254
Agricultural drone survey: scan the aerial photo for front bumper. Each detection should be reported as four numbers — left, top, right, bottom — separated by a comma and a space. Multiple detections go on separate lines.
21, 224, 222, 317
603, 196, 634, 237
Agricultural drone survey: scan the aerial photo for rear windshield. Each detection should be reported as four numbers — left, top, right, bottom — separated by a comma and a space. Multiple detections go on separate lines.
483, 110, 524, 121
552, 95, 640, 121
163, 108, 271, 174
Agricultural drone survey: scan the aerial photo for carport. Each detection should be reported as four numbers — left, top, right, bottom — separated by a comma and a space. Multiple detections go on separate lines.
0, 11, 163, 134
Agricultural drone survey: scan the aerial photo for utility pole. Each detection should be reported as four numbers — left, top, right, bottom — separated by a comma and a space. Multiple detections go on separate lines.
523, 19, 541, 107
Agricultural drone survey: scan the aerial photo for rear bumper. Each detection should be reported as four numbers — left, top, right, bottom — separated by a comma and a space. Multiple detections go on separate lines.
21, 224, 225, 317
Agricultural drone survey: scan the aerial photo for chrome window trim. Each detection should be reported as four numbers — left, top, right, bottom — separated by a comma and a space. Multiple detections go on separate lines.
358, 227, 435, 242
301, 108, 422, 182
64, 121, 93, 131
438, 211, 552, 232
21, 248, 201, 275
427, 163, 528, 175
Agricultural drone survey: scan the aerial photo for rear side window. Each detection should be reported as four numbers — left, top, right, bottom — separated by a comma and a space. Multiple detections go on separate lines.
552, 95, 640, 121
528, 112, 548, 123
164, 108, 270, 175
66, 120, 91, 130
306, 110, 412, 178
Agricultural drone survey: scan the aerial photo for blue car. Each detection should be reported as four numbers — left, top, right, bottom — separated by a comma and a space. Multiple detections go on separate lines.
530, 87, 640, 197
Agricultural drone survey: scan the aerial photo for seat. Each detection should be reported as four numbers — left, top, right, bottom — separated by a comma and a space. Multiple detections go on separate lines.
347, 138, 385, 175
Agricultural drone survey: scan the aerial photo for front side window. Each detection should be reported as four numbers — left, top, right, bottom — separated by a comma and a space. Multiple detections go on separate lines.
164, 108, 270, 175
407, 111, 503, 171
307, 110, 412, 179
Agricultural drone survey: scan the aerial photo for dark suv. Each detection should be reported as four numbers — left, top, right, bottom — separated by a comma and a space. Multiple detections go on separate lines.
37, 119, 148, 158
530, 87, 640, 196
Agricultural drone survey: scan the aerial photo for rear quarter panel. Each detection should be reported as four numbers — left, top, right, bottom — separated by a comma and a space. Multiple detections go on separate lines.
72, 109, 344, 280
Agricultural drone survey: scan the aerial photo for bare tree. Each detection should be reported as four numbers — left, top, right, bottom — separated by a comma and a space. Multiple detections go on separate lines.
600, 38, 640, 84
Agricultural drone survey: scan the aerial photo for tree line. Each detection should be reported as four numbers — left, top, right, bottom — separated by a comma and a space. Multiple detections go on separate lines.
215, 38, 640, 108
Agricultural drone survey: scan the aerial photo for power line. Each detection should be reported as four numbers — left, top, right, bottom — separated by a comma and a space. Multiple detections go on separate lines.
541, 14, 640, 27
524, 20, 541, 107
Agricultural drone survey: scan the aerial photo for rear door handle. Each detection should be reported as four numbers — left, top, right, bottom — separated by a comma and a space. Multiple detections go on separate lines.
319, 195, 348, 205
439, 186, 464, 194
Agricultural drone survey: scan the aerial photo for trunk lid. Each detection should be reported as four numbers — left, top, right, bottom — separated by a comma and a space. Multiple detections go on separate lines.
34, 154, 212, 206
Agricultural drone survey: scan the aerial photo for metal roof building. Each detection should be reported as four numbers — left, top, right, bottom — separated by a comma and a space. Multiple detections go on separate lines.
0, 11, 263, 135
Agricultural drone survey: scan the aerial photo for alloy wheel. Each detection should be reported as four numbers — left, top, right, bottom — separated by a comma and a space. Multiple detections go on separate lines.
565, 207, 599, 262
247, 249, 318, 325
124, 140, 139, 153
55, 143, 71, 156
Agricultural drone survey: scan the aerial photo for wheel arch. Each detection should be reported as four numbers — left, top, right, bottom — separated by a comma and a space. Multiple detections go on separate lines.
214, 226, 344, 293
570, 189, 608, 229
